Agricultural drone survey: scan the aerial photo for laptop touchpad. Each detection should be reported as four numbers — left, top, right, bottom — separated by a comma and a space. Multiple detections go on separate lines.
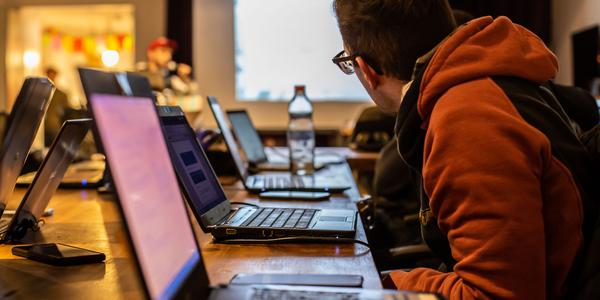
319, 216, 347, 222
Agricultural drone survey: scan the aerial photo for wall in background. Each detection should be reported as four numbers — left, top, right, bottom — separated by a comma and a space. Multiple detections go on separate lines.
552, 0, 600, 85
0, 0, 165, 111
451, 0, 551, 43
192, 0, 371, 130
167, 0, 193, 66
0, 3, 6, 111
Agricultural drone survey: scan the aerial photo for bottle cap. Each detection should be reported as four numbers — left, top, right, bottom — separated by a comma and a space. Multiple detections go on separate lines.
294, 85, 306, 92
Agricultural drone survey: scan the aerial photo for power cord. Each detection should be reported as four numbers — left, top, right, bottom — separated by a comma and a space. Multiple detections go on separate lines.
216, 236, 371, 256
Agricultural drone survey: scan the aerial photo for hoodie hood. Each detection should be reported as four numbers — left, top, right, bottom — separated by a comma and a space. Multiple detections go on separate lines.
417, 16, 558, 121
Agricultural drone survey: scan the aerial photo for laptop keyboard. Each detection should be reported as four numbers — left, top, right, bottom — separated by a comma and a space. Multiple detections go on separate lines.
237, 208, 317, 229
258, 176, 305, 189
250, 288, 359, 300
250, 288, 429, 300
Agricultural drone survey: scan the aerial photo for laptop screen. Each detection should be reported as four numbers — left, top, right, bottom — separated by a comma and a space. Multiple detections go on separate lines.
0, 78, 53, 214
226, 110, 268, 164
78, 68, 122, 100
206, 97, 249, 178
90, 94, 202, 299
160, 111, 227, 215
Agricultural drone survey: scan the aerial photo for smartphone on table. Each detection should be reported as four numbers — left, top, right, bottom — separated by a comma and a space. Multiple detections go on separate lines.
12, 243, 105, 266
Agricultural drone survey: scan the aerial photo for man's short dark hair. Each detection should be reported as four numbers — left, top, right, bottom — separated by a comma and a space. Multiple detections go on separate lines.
334, 0, 457, 80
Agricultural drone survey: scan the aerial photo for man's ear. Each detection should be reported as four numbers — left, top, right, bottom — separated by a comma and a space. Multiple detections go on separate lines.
355, 57, 381, 90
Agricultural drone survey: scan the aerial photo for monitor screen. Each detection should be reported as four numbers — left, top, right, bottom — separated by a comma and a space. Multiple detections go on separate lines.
572, 26, 600, 89
226, 111, 267, 163
234, 0, 369, 102
90, 94, 200, 299
161, 114, 227, 215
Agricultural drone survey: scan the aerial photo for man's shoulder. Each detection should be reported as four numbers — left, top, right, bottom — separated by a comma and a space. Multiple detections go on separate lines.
428, 77, 523, 125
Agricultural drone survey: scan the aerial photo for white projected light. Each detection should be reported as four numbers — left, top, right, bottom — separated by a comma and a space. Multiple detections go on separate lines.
235, 0, 370, 102
102, 50, 120, 67
23, 50, 40, 68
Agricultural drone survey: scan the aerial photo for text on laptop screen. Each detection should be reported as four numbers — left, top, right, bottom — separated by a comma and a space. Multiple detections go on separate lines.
90, 95, 199, 299
162, 115, 226, 214
227, 111, 267, 163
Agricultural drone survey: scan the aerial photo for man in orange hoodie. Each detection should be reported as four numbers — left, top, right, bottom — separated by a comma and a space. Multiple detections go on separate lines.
332, 1, 597, 299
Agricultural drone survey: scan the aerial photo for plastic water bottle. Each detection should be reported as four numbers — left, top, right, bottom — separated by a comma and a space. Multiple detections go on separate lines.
287, 85, 315, 175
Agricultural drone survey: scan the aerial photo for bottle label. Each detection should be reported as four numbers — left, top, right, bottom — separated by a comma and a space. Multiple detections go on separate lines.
287, 130, 314, 140
287, 130, 315, 175
289, 112, 312, 119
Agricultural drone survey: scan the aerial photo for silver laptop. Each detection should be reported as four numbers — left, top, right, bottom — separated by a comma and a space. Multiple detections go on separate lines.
0, 78, 54, 217
0, 119, 91, 242
88, 93, 444, 300
158, 106, 356, 240
207, 97, 351, 193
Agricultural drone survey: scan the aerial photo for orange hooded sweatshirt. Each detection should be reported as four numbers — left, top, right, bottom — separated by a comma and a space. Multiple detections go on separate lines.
390, 17, 585, 299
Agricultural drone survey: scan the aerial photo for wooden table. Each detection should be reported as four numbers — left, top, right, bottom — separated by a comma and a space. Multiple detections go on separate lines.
0, 165, 381, 299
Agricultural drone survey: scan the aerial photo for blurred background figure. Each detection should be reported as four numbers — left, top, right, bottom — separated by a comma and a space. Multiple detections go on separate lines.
136, 37, 198, 101
44, 67, 72, 147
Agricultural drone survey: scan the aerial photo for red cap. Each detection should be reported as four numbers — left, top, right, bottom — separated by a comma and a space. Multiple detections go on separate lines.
147, 37, 178, 51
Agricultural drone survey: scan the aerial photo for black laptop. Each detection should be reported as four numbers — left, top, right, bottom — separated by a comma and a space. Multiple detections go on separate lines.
158, 105, 356, 240
69, 68, 158, 189
226, 110, 342, 172
88, 93, 444, 300
0, 119, 91, 242
0, 78, 54, 217
207, 97, 351, 193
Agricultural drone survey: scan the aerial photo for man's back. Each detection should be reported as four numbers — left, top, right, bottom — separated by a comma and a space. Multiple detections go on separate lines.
391, 17, 592, 299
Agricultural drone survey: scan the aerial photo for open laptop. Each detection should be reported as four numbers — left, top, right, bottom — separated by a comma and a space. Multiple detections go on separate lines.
0, 119, 91, 242
14, 70, 155, 191
226, 109, 343, 172
0, 78, 54, 217
72, 68, 157, 189
158, 105, 356, 240
88, 93, 443, 300
207, 97, 351, 193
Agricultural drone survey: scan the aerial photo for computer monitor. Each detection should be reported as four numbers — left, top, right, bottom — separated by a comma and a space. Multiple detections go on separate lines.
0, 78, 54, 216
89, 94, 209, 299
572, 25, 599, 90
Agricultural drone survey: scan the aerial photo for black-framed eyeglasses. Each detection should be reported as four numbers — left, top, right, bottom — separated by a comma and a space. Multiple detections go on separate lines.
332, 50, 359, 75
332, 50, 383, 75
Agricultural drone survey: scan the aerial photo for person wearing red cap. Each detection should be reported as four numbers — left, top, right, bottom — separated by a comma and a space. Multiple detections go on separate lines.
136, 37, 196, 97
